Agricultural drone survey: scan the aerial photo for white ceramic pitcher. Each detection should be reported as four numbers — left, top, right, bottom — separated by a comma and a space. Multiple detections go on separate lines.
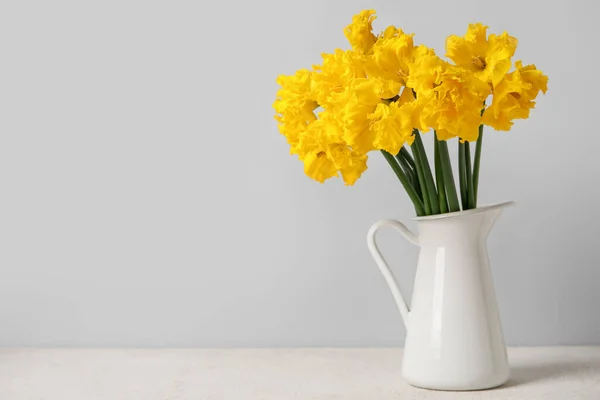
367, 202, 514, 391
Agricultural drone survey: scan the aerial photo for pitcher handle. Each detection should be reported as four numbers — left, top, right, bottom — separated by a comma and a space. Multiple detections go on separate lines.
367, 219, 419, 328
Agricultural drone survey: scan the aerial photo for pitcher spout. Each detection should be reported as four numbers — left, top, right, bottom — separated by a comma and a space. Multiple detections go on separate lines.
413, 201, 515, 245
479, 201, 515, 236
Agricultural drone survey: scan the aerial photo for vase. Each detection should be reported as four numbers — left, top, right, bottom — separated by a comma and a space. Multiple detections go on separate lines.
367, 201, 514, 391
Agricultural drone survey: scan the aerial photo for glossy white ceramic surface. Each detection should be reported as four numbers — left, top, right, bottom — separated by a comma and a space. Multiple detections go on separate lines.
367, 202, 514, 391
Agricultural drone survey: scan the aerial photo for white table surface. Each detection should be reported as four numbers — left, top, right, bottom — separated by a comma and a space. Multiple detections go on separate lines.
1, 347, 599, 399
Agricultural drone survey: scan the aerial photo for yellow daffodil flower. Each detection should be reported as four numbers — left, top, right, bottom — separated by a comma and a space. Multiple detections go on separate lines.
273, 11, 547, 189
406, 45, 445, 99
445, 23, 517, 88
344, 10, 377, 54
483, 61, 548, 130
365, 26, 415, 97
273, 69, 318, 150
408, 48, 490, 142
343, 80, 419, 155
430, 66, 490, 142
341, 78, 382, 154
297, 112, 368, 185
311, 49, 365, 110
369, 100, 416, 155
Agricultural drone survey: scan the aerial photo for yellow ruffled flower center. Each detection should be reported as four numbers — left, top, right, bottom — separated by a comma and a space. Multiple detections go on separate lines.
472, 56, 486, 69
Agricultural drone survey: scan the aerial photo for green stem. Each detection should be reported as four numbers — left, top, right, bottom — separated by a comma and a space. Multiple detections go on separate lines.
458, 141, 467, 210
437, 138, 461, 212
434, 133, 449, 214
400, 146, 416, 171
411, 143, 431, 215
473, 125, 484, 207
395, 153, 416, 190
465, 141, 475, 210
381, 150, 425, 217
412, 130, 440, 215
397, 151, 422, 199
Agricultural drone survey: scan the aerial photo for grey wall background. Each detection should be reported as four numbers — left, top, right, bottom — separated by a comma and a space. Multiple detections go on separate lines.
0, 0, 598, 347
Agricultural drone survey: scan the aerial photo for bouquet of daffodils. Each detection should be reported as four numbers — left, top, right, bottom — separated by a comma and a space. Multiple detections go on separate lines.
273, 10, 548, 216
